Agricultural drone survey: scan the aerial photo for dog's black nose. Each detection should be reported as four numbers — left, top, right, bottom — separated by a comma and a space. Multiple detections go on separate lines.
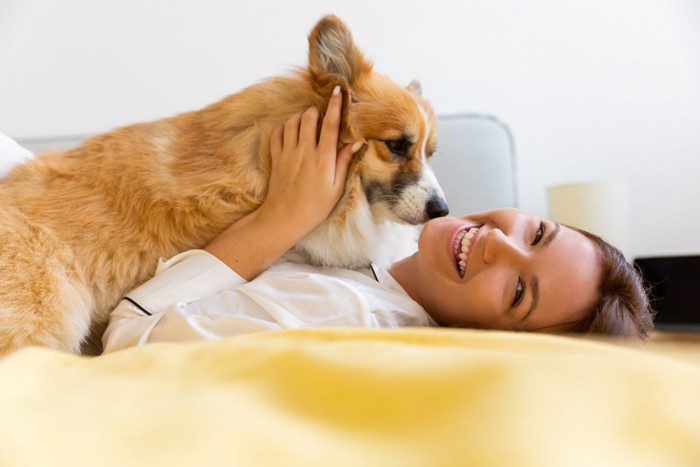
426, 197, 449, 219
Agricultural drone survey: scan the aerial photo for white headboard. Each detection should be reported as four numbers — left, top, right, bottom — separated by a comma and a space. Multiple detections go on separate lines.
15, 135, 87, 154
431, 114, 517, 216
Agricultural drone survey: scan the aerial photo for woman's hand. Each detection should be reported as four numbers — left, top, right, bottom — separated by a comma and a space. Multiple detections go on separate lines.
204, 86, 353, 280
259, 85, 353, 235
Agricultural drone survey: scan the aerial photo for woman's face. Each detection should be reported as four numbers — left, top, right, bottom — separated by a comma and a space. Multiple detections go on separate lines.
391, 208, 601, 331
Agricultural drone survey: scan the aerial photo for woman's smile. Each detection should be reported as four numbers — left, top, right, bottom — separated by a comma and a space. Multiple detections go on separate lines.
450, 225, 481, 278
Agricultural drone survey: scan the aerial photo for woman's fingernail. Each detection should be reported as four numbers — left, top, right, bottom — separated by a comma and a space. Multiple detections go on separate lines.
332, 85, 341, 96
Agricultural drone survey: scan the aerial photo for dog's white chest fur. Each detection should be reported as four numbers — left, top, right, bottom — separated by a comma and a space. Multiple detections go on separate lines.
292, 197, 419, 270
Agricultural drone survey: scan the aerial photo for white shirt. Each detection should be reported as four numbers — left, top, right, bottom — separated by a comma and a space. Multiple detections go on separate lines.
102, 250, 436, 353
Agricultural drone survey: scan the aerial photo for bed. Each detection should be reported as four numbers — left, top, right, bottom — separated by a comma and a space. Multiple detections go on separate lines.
1, 329, 699, 466
2, 116, 699, 466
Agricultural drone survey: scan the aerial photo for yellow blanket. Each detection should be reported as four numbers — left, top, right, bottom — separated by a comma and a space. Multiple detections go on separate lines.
1, 328, 698, 467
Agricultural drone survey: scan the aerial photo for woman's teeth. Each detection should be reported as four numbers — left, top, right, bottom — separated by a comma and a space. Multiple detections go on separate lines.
453, 227, 479, 277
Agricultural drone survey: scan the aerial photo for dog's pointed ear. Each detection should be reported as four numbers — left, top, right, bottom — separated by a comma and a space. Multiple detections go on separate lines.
308, 15, 372, 84
308, 16, 369, 159
407, 80, 422, 97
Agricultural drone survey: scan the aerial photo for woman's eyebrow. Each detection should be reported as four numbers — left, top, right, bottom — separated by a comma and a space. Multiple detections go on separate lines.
543, 223, 561, 246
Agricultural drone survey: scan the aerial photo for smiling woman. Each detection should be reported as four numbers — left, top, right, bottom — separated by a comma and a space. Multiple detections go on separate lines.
101, 111, 654, 353
102, 205, 654, 354
389, 208, 609, 333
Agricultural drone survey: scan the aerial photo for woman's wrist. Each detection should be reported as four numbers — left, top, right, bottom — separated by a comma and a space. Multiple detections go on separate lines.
204, 197, 324, 281
255, 199, 324, 243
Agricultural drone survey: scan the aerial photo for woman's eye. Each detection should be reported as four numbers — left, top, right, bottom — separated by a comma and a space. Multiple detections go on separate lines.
531, 222, 544, 246
512, 279, 524, 307
384, 138, 410, 157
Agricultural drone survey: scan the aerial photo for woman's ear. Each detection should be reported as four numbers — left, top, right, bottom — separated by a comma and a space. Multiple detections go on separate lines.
307, 15, 372, 84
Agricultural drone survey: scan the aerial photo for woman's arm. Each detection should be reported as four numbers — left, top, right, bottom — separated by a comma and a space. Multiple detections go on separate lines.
204, 85, 352, 280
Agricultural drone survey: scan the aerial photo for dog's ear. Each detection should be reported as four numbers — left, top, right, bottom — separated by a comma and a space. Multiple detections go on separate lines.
407, 80, 422, 97
307, 15, 372, 85
308, 16, 369, 155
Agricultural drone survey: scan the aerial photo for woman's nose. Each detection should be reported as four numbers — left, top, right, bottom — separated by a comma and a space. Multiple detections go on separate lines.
482, 228, 526, 265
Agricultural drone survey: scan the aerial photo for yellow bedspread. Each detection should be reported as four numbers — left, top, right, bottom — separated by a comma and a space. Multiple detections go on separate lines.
1, 328, 698, 467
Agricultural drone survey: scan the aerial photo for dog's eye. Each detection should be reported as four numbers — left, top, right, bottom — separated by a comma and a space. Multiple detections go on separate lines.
384, 138, 411, 157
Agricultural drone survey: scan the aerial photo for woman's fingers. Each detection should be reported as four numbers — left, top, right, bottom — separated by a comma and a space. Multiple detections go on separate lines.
299, 106, 320, 147
279, 85, 344, 156
334, 143, 353, 187
270, 124, 284, 160
283, 111, 303, 149
318, 85, 343, 154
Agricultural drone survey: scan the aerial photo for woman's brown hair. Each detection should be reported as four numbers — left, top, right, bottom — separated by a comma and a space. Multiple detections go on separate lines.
570, 227, 655, 339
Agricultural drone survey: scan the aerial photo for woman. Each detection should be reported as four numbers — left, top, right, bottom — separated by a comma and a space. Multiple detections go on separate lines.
102, 88, 653, 353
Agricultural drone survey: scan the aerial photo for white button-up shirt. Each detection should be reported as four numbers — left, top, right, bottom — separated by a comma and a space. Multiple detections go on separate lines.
102, 250, 436, 353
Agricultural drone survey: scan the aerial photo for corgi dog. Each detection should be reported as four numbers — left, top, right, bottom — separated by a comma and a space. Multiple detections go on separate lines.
0, 15, 447, 354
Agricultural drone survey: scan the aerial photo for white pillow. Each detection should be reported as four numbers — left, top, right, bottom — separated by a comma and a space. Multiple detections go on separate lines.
0, 132, 33, 181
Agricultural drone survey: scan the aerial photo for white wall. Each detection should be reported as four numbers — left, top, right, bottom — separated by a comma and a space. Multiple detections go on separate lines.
2, 0, 699, 258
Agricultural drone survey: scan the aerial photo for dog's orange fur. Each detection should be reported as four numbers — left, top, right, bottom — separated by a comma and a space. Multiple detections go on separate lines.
0, 15, 443, 354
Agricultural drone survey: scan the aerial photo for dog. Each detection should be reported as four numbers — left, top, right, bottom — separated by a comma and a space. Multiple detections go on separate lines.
0, 15, 447, 354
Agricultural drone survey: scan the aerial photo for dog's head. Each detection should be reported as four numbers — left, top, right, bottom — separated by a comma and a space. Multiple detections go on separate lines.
305, 15, 448, 225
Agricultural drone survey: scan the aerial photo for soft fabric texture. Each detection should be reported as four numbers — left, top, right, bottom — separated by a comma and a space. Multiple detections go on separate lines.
1, 328, 698, 467
104, 250, 434, 353
0, 132, 32, 180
